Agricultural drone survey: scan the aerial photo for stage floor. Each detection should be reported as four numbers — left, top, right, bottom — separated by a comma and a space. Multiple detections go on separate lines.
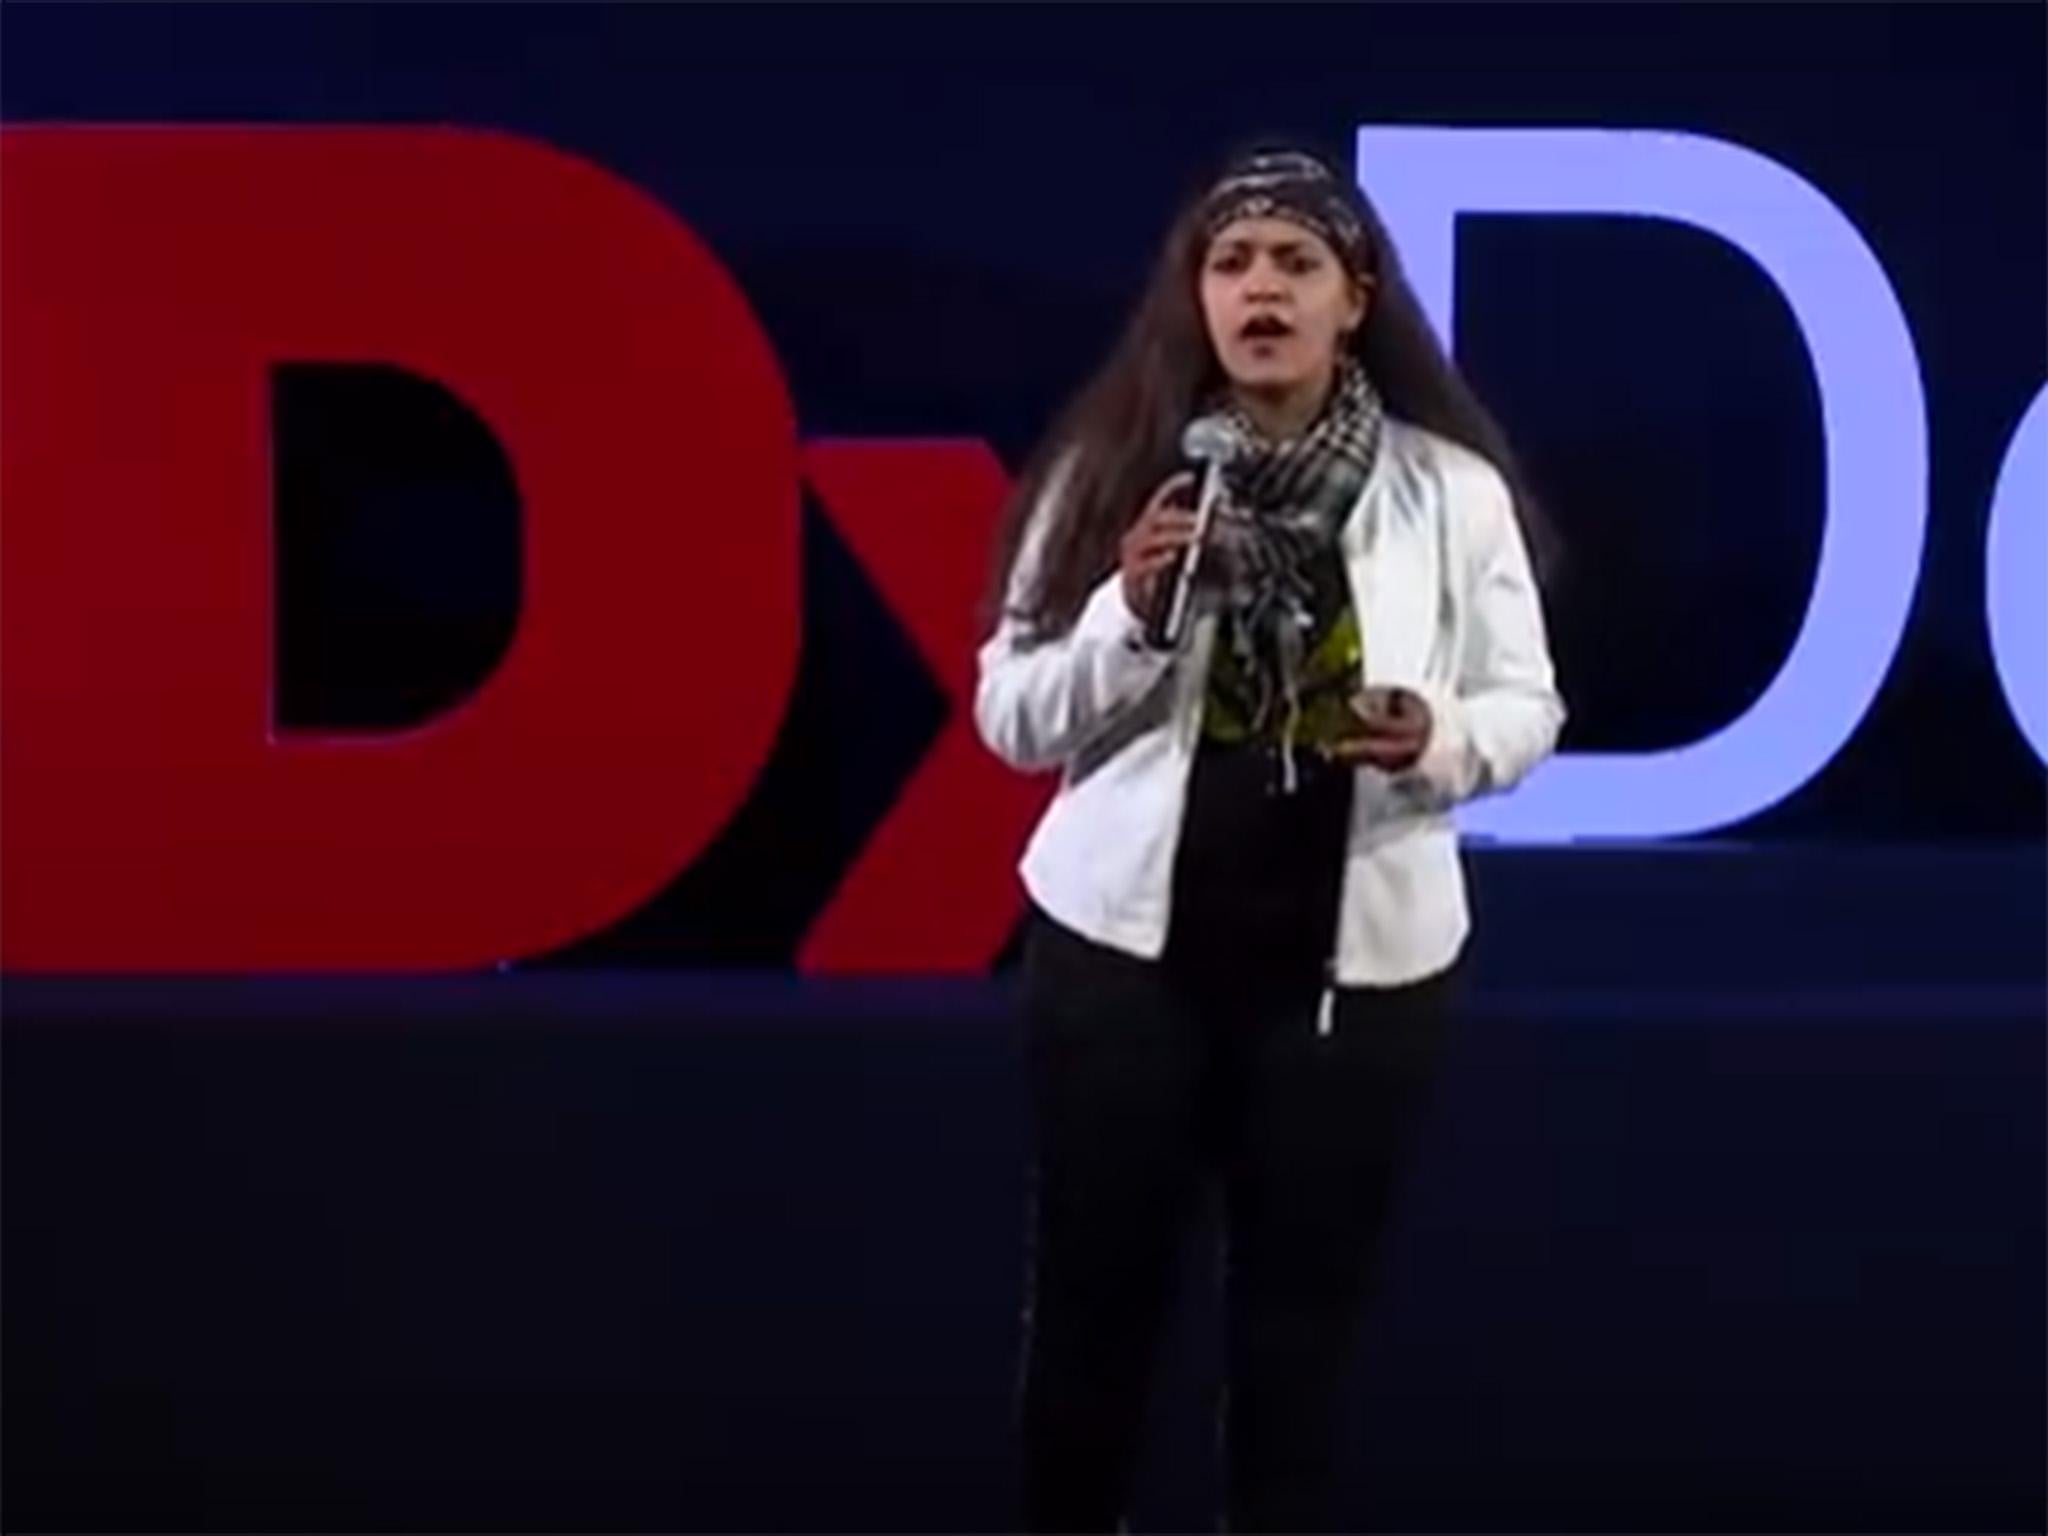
7, 846, 2043, 1531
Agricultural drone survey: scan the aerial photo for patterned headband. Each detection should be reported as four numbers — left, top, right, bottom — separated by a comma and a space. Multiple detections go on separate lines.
1199, 150, 1374, 276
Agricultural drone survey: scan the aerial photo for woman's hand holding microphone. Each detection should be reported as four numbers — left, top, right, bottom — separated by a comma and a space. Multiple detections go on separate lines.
1118, 472, 1201, 623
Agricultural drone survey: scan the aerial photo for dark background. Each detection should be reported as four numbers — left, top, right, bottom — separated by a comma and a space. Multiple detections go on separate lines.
4, 3, 2043, 1530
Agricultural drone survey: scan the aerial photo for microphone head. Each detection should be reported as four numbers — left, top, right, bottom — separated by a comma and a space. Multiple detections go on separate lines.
1180, 414, 1246, 465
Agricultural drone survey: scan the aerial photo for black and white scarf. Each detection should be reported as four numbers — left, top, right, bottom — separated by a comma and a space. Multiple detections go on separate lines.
1201, 358, 1385, 788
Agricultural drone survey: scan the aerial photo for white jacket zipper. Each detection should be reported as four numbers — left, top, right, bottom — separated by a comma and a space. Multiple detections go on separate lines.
1320, 492, 1373, 1037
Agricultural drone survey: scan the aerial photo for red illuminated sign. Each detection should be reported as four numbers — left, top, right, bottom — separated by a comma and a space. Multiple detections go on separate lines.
0, 127, 1049, 972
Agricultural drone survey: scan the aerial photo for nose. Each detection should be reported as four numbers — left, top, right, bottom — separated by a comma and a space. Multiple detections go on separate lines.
1245, 255, 1288, 303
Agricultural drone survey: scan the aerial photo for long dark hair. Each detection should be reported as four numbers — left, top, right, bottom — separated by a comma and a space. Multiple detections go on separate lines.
983, 145, 1558, 640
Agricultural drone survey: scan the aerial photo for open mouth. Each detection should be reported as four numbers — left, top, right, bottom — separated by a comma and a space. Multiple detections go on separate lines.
1240, 315, 1294, 341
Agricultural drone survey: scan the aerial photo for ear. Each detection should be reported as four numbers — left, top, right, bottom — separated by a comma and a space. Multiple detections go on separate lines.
1343, 272, 1375, 336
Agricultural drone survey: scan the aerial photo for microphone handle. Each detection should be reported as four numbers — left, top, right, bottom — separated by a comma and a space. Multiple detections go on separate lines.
1143, 456, 1227, 650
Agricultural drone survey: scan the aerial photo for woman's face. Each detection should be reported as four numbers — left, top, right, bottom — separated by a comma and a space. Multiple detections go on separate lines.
1199, 216, 1367, 399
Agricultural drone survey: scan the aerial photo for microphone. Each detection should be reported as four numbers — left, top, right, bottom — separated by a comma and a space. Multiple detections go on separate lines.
1144, 415, 1243, 650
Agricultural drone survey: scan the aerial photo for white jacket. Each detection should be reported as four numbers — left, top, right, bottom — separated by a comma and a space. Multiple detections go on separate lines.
974, 417, 1566, 993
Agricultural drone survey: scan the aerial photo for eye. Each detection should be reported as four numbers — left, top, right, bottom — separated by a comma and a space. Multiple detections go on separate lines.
1282, 252, 1322, 276
1208, 248, 1249, 274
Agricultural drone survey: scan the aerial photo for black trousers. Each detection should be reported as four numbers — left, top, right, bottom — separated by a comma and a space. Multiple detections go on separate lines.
1016, 911, 1460, 1533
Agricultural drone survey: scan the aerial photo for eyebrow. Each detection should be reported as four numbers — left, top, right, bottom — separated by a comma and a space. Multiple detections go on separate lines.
1209, 237, 1320, 258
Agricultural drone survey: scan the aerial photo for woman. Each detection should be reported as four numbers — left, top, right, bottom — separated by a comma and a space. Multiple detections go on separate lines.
974, 145, 1566, 1533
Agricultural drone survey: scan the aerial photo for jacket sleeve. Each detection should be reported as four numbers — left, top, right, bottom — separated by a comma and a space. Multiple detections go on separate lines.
973, 459, 1179, 774
1395, 458, 1566, 808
